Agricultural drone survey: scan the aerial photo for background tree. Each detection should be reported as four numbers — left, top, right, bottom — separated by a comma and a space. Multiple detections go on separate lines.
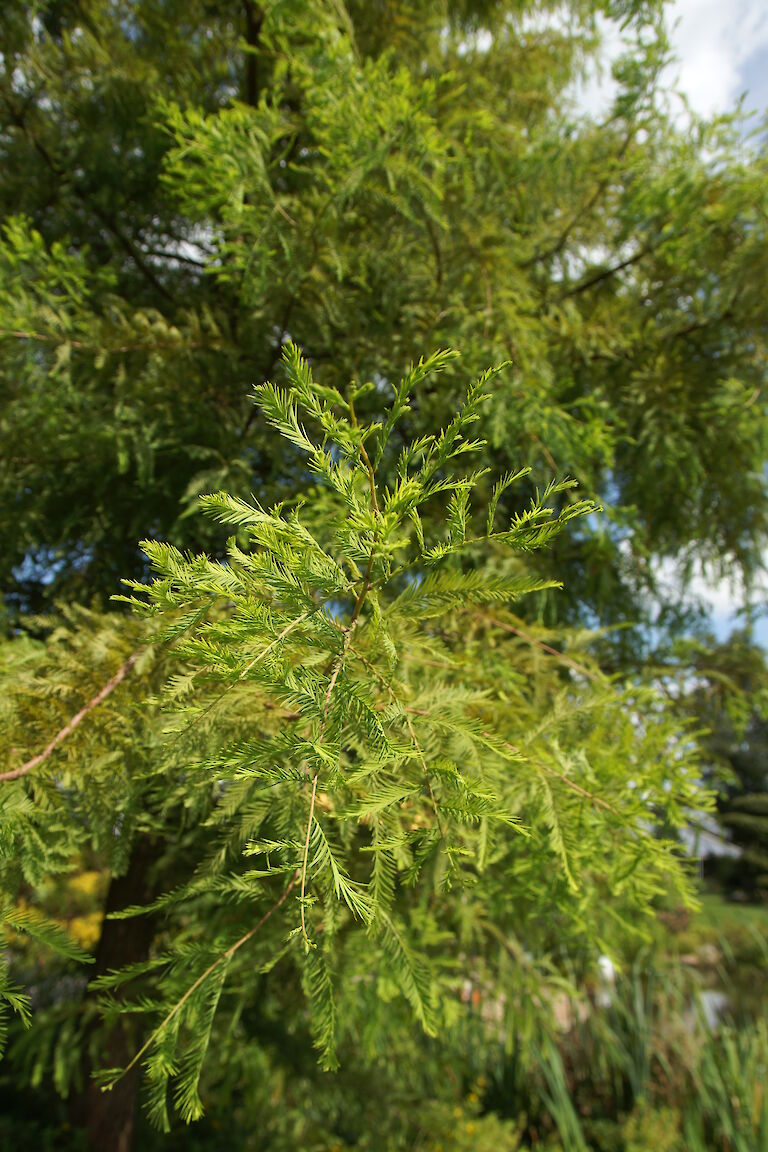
1, 0, 766, 631
673, 632, 768, 900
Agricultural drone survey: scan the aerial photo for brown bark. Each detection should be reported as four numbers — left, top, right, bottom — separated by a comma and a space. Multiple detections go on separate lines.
243, 3, 265, 107
70, 836, 163, 1152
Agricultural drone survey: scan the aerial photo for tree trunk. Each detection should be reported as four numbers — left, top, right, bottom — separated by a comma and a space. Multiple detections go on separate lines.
243, 2, 264, 107
71, 836, 163, 1152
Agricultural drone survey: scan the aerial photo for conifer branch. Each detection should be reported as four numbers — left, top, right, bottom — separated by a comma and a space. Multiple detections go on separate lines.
301, 622, 358, 948
299, 384, 380, 943
479, 613, 604, 684
350, 645, 448, 849
111, 871, 299, 1086
0, 653, 139, 783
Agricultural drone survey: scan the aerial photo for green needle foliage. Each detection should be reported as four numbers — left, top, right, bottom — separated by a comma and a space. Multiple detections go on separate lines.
0, 3, 764, 1146
113, 344, 598, 1117
0, 346, 705, 1128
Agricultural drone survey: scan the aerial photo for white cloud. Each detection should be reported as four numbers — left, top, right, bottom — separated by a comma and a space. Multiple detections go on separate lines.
652, 552, 768, 643
569, 15, 622, 118
571, 0, 768, 121
665, 0, 768, 117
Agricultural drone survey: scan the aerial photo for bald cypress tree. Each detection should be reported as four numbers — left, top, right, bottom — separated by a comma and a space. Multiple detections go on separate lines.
0, 2, 766, 1147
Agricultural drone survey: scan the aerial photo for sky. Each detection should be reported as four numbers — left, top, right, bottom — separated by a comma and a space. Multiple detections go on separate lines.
576, 1, 768, 644
665, 0, 768, 119
577, 0, 768, 123
663, 1, 768, 641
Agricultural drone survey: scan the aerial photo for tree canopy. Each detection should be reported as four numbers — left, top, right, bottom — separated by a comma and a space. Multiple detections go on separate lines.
2, 0, 766, 629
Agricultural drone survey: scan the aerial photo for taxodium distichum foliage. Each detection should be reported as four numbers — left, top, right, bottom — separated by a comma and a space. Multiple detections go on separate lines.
28, 346, 700, 1126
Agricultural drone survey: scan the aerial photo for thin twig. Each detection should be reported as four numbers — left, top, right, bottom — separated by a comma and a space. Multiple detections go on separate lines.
398, 703, 618, 816
351, 550, 376, 623
496, 731, 619, 815
349, 646, 449, 851
323, 622, 357, 718
349, 399, 380, 519
1, 654, 139, 782
480, 613, 605, 685
537, 759, 617, 813
299, 773, 319, 948
112, 871, 298, 1085
164, 612, 310, 750
558, 244, 650, 300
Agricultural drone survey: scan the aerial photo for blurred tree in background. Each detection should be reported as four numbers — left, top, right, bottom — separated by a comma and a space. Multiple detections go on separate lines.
673, 633, 768, 899
1, 0, 765, 633
0, 2, 767, 1149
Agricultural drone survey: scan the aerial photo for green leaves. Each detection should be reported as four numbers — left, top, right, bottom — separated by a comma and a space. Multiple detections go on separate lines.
0, 901, 93, 1051
74, 342, 707, 1125
0, 340, 709, 1133
0, 4, 765, 1142
0, 969, 31, 1059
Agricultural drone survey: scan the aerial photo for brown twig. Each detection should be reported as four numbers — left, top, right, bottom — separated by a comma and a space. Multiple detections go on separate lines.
480, 613, 605, 685
348, 399, 380, 520
389, 702, 617, 816
323, 622, 357, 718
113, 870, 299, 1084
490, 729, 619, 815
1, 654, 139, 783
299, 773, 320, 947
164, 611, 310, 752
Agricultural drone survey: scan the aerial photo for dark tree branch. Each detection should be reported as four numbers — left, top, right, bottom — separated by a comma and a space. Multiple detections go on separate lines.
243, 2, 265, 107
1, 90, 176, 303
521, 129, 634, 271
558, 244, 651, 300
